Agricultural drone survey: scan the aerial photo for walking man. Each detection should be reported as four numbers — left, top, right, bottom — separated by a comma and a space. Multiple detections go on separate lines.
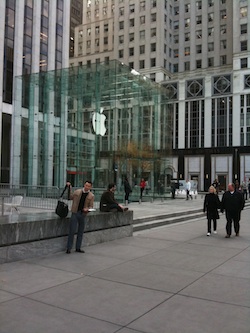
66, 180, 94, 253
185, 179, 193, 200
221, 183, 245, 238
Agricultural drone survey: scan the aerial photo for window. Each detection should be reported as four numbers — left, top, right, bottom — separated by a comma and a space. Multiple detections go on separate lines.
196, 60, 202, 68
174, 6, 179, 15
151, 43, 156, 52
174, 21, 179, 30
119, 21, 124, 30
130, 19, 134, 27
221, 40, 227, 50
119, 35, 124, 44
185, 32, 190, 41
241, 41, 247, 51
104, 24, 108, 32
185, 47, 190, 56
196, 45, 202, 54
208, 27, 214, 37
95, 9, 99, 17
140, 30, 145, 39
208, 42, 214, 51
129, 4, 135, 13
151, 13, 156, 22
220, 25, 226, 34
221, 0, 226, 4
208, 57, 214, 67
245, 75, 250, 89
240, 7, 247, 18
185, 62, 190, 71
129, 47, 134, 56
139, 60, 145, 69
87, 28, 91, 36
220, 10, 227, 19
196, 16, 202, 24
196, 30, 202, 39
95, 38, 99, 46
119, 49, 123, 58
220, 55, 227, 65
241, 58, 248, 68
119, 7, 124, 16
150, 73, 156, 81
103, 37, 108, 45
208, 0, 214, 7
128, 33, 133, 42
208, 13, 214, 22
103, 7, 107, 15
140, 1, 145, 11
151, 0, 156, 8
185, 18, 190, 28
151, 28, 156, 37
185, 4, 190, 13
151, 58, 156, 67
87, 40, 91, 48
173, 64, 179, 73
241, 24, 247, 35
140, 45, 145, 54
196, 1, 202, 10
129, 62, 133, 69
140, 16, 145, 24
95, 26, 100, 34
174, 49, 179, 58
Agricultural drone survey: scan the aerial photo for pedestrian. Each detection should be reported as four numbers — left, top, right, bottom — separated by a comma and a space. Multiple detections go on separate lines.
248, 178, 250, 200
185, 179, 193, 200
221, 183, 245, 238
100, 183, 128, 212
212, 178, 220, 193
66, 180, 94, 254
140, 178, 146, 199
203, 185, 221, 236
241, 181, 248, 201
170, 181, 176, 199
124, 176, 132, 203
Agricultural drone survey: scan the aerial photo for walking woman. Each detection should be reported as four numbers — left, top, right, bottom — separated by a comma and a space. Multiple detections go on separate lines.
203, 185, 221, 236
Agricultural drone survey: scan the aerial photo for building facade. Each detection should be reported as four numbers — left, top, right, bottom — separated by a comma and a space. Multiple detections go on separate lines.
71, 0, 250, 191
0, 0, 70, 183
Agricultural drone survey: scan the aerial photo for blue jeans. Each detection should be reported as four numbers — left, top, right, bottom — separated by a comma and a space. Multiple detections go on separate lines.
67, 212, 86, 250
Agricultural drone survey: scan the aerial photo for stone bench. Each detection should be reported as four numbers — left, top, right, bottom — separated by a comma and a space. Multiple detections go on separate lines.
0, 210, 133, 263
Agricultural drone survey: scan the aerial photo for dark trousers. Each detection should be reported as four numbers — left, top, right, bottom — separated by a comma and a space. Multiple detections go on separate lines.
140, 188, 144, 199
225, 211, 240, 236
207, 218, 217, 233
125, 192, 130, 201
67, 211, 86, 250
186, 190, 192, 200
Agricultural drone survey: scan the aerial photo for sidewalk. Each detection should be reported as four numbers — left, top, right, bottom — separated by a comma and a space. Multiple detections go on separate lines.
0, 198, 250, 333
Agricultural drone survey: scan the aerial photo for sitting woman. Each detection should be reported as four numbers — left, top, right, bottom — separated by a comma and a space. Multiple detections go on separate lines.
100, 183, 128, 212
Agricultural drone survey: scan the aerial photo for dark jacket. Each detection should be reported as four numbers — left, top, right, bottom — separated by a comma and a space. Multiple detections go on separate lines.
99, 190, 118, 212
221, 190, 245, 213
203, 193, 221, 220
124, 179, 132, 194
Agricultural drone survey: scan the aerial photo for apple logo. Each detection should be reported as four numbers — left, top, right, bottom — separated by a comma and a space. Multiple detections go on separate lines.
92, 107, 107, 136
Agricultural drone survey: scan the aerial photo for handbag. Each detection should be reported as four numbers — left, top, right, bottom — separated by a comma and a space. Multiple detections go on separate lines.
55, 185, 70, 218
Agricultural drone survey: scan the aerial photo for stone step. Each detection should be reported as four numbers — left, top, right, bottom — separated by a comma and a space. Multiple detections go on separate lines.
133, 211, 206, 232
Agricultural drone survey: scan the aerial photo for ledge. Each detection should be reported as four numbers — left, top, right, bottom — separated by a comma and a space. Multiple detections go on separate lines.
0, 211, 133, 263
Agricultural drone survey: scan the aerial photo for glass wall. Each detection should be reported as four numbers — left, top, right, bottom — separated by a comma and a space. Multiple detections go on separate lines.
13, 60, 172, 189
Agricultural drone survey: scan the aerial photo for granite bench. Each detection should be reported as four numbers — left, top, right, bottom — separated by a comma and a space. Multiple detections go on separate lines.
0, 210, 133, 263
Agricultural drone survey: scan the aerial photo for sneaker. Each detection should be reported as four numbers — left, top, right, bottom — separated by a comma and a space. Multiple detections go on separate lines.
207, 232, 211, 236
236, 232, 239, 236
225, 234, 230, 238
213, 231, 217, 234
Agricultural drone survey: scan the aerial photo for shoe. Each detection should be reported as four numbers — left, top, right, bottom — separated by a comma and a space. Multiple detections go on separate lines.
123, 207, 129, 211
236, 232, 239, 236
75, 249, 85, 253
207, 232, 211, 236
213, 231, 217, 234
66, 249, 71, 254
225, 234, 230, 238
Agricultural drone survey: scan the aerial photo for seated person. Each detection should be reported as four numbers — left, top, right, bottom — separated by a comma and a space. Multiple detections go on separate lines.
100, 183, 128, 212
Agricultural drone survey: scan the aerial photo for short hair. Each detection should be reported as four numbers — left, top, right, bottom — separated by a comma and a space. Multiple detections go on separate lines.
84, 180, 92, 185
107, 183, 115, 190
209, 185, 216, 194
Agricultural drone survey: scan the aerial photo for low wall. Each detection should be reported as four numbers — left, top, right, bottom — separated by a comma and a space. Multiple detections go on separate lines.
0, 211, 133, 263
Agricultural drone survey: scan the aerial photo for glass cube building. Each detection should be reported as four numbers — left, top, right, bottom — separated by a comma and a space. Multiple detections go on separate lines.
12, 60, 172, 190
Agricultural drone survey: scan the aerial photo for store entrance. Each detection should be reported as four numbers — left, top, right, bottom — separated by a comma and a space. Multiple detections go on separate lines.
218, 175, 227, 192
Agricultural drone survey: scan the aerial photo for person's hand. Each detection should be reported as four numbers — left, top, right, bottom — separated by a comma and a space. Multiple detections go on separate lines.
83, 208, 89, 214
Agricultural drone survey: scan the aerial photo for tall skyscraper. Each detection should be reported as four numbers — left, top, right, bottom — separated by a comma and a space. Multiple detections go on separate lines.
0, 0, 70, 183
70, 0, 250, 191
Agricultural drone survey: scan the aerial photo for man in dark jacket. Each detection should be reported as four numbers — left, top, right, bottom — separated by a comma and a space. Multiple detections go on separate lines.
221, 183, 245, 238
100, 183, 128, 212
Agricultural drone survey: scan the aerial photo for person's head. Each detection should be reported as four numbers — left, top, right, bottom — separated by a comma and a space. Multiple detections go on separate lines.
228, 183, 235, 192
83, 181, 92, 192
107, 183, 116, 192
209, 185, 216, 194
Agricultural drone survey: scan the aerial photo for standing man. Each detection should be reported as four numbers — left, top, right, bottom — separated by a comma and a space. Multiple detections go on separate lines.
124, 177, 132, 204
221, 183, 245, 238
66, 180, 94, 253
185, 179, 193, 200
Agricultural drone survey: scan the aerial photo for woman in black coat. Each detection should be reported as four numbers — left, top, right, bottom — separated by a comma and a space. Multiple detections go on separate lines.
203, 185, 221, 236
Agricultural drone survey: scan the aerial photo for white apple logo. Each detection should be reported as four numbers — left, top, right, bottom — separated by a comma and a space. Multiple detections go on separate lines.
92, 107, 107, 136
